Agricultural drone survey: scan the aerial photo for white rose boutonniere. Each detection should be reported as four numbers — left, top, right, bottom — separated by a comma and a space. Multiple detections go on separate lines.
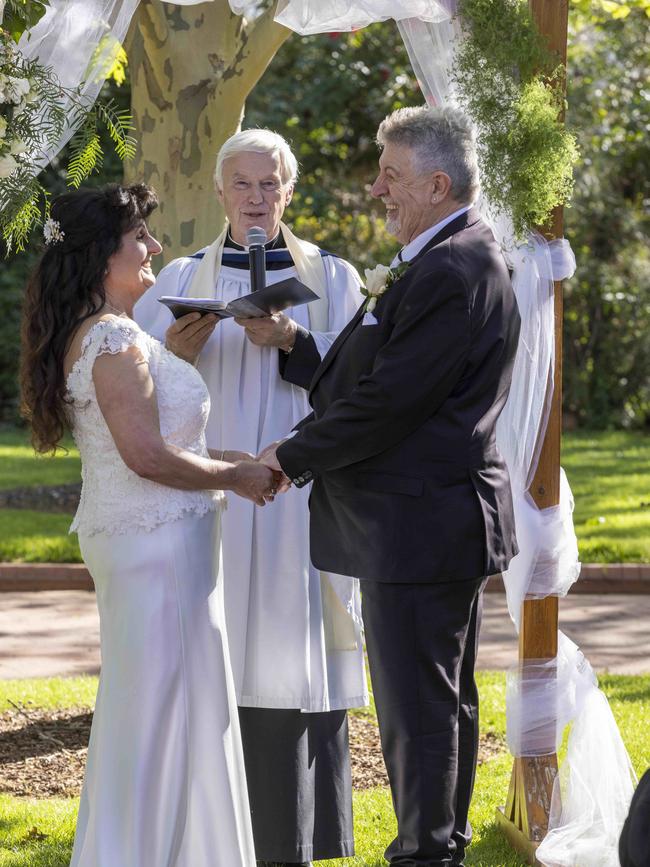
361, 260, 410, 312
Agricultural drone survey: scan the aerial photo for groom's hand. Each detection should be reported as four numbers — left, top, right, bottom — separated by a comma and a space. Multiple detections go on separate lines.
234, 313, 297, 352
166, 311, 219, 364
258, 441, 292, 493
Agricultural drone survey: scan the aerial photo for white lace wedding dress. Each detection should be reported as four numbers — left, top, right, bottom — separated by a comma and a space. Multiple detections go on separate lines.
66, 316, 255, 867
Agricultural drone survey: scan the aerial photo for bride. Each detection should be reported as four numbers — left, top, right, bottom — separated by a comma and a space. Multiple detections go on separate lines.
20, 183, 277, 866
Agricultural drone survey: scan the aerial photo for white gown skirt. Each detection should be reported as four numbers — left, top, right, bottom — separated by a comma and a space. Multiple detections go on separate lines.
71, 510, 255, 867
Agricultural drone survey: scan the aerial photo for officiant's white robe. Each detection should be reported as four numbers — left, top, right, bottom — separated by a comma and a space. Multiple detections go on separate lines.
136, 242, 368, 712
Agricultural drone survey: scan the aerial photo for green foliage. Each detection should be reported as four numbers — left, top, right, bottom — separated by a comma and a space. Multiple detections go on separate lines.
0, 252, 35, 422
290, 208, 398, 270
1, 0, 49, 41
0, 177, 47, 253
66, 125, 103, 189
95, 100, 135, 161
507, 78, 578, 230
0, 39, 68, 251
0, 74, 129, 418
88, 34, 129, 88
573, 0, 650, 23
563, 6, 650, 427
454, 0, 578, 237
0, 34, 135, 253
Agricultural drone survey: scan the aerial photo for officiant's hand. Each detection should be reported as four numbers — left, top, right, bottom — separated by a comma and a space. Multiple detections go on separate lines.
165, 311, 219, 364
234, 313, 297, 352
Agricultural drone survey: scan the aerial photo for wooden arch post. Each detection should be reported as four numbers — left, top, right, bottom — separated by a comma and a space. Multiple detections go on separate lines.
495, 1, 570, 863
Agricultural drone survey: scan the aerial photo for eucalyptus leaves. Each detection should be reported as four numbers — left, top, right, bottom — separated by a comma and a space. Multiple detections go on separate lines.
0, 28, 135, 253
454, 0, 579, 238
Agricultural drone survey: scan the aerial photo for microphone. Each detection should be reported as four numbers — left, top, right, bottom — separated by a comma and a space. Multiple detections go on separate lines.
246, 226, 267, 293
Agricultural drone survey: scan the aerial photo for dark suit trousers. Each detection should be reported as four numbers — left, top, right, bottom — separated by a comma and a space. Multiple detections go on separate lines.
361, 577, 486, 866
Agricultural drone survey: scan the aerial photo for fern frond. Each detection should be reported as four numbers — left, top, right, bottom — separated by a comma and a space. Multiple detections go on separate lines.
0, 177, 45, 254
95, 99, 137, 161
67, 118, 104, 189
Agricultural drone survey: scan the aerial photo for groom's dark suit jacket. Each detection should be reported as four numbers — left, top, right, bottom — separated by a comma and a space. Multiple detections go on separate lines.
277, 208, 521, 583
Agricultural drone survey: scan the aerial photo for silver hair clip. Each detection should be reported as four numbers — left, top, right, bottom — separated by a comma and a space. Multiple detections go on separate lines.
43, 218, 65, 246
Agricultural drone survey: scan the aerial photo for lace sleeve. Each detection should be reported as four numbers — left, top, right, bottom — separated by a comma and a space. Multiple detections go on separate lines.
68, 318, 154, 401
89, 318, 151, 361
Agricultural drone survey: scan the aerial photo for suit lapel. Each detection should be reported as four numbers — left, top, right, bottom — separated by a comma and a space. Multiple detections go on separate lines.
309, 301, 366, 397
307, 209, 482, 399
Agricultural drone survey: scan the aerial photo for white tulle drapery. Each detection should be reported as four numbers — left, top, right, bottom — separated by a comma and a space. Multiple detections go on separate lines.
17, 0, 139, 173
507, 634, 636, 866
274, 0, 450, 34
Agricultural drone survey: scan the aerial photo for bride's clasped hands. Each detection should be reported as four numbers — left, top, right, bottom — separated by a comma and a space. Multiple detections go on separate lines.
214, 449, 288, 505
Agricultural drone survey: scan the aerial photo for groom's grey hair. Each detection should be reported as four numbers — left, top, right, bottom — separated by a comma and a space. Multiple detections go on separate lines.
214, 129, 299, 189
377, 106, 479, 204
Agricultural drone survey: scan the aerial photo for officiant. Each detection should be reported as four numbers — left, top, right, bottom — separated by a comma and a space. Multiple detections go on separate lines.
135, 128, 367, 867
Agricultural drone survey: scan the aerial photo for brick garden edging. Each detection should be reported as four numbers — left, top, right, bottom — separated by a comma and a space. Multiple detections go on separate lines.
1, 562, 650, 593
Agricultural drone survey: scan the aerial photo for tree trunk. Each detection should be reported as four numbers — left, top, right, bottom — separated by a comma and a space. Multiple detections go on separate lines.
126, 0, 291, 265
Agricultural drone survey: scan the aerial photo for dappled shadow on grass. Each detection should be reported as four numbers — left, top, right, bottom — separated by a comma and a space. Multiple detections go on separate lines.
467, 821, 528, 866
578, 523, 650, 541
0, 814, 24, 836
600, 676, 650, 704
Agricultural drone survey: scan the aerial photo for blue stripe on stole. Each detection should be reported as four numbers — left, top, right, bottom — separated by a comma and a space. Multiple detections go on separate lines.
188, 248, 339, 263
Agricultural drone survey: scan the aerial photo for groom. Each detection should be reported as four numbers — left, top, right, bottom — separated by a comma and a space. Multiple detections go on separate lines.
261, 105, 521, 865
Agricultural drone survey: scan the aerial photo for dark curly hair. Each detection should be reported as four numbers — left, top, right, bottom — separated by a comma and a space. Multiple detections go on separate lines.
20, 183, 159, 454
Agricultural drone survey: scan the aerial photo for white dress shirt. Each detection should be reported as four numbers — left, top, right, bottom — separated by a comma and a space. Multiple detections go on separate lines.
390, 205, 472, 268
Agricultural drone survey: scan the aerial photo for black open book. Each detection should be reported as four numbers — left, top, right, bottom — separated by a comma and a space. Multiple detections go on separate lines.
158, 277, 319, 320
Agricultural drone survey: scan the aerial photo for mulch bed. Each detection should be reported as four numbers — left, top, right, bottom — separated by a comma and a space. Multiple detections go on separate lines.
0, 705, 506, 798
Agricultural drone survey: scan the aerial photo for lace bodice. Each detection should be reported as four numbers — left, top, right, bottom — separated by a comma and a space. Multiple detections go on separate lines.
66, 317, 222, 536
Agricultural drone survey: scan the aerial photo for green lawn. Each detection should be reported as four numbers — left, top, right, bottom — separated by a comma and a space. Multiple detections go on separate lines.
0, 511, 81, 562
0, 426, 649, 563
0, 428, 81, 491
0, 428, 82, 562
562, 430, 650, 563
0, 672, 647, 867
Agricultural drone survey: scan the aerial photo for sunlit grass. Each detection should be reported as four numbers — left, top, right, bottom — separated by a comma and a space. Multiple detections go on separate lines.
0, 511, 81, 563
0, 428, 80, 491
1, 672, 647, 867
562, 430, 650, 563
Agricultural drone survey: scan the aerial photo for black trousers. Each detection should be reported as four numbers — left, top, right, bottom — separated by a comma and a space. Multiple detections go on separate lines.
238, 706, 354, 863
361, 577, 486, 866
